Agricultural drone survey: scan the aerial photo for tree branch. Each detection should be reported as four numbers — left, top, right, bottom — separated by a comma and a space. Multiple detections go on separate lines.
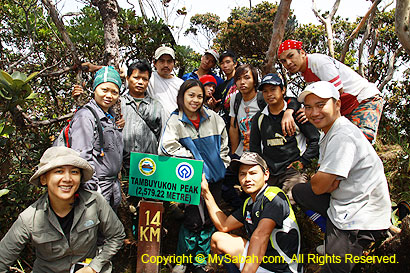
263, 0, 292, 75
312, 0, 340, 57
40, 65, 75, 77
41, 0, 81, 65
61, 11, 83, 19
18, 104, 74, 128
381, 0, 394, 12
339, 0, 381, 63
312, 0, 325, 23
358, 8, 377, 76
329, 0, 341, 18
378, 46, 402, 91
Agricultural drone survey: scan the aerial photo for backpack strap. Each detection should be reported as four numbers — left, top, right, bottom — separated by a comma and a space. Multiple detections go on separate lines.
257, 114, 264, 131
126, 97, 160, 140
256, 91, 267, 110
84, 105, 105, 157
242, 197, 251, 217
233, 91, 266, 129
233, 91, 242, 128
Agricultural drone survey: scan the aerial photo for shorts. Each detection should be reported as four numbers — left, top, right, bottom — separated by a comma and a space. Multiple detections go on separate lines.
239, 242, 275, 273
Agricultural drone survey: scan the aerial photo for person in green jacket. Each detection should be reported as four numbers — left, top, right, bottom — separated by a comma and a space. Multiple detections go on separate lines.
0, 146, 125, 273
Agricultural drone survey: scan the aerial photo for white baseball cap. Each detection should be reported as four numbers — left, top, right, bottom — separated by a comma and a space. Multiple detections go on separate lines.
298, 81, 340, 103
154, 46, 175, 60
204, 49, 219, 63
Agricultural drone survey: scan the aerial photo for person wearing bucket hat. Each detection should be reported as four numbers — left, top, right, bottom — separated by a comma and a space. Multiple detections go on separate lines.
201, 152, 302, 273
249, 73, 319, 204
69, 66, 124, 211
0, 147, 125, 273
291, 81, 391, 272
181, 49, 223, 86
278, 39, 383, 143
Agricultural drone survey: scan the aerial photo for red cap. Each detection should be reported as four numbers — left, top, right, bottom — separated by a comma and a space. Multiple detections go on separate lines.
199, 75, 217, 86
278, 40, 303, 56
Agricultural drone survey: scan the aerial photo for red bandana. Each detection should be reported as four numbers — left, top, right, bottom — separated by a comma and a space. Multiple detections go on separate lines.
278, 40, 303, 56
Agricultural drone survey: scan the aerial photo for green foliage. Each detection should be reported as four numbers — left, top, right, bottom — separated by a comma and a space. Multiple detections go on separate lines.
174, 45, 201, 77
215, 1, 296, 66
185, 13, 221, 48
0, 70, 38, 112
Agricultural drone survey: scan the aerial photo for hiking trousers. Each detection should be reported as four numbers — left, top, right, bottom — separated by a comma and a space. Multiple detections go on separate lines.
292, 182, 386, 273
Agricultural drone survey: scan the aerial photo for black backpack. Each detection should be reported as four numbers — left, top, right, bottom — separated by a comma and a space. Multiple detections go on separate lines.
233, 91, 266, 128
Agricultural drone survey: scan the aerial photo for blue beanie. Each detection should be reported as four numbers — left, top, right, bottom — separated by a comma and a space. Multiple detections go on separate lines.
92, 66, 122, 91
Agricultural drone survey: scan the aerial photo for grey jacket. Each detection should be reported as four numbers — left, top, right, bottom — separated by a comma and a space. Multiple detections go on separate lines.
121, 94, 163, 170
0, 189, 125, 273
69, 100, 123, 189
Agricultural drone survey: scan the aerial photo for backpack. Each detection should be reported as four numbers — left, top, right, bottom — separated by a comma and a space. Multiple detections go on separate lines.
54, 105, 105, 156
233, 91, 266, 128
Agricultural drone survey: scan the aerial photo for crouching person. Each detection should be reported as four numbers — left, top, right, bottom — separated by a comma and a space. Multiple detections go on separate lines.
0, 147, 125, 273
201, 152, 302, 273
292, 82, 391, 273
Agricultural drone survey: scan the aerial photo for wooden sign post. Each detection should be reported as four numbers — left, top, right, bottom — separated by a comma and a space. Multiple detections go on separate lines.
136, 200, 164, 273
129, 153, 203, 272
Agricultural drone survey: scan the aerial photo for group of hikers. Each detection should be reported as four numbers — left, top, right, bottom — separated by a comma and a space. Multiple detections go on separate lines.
0, 39, 392, 273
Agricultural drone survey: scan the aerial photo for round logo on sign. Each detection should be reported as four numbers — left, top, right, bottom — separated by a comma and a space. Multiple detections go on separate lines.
176, 162, 194, 181
138, 158, 156, 176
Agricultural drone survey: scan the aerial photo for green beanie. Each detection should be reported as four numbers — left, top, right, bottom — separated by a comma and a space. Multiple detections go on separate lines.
92, 66, 122, 91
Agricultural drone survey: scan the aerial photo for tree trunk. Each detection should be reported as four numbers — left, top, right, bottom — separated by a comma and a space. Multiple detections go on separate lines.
395, 0, 410, 55
262, 0, 292, 75
91, 0, 120, 68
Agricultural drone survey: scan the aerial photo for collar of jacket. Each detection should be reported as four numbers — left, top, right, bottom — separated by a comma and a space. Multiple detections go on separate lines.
89, 99, 116, 120
39, 188, 97, 212
123, 92, 151, 106
261, 100, 288, 116
178, 106, 210, 126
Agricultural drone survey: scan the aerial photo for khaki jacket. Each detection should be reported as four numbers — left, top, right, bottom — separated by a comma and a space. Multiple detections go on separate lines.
0, 189, 125, 273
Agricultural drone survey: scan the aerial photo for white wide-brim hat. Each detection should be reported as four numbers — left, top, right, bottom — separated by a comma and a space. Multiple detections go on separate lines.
29, 146, 94, 187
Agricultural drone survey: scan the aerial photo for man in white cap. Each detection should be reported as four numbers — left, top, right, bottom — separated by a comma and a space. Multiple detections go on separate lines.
292, 81, 391, 273
181, 49, 223, 86
146, 45, 184, 122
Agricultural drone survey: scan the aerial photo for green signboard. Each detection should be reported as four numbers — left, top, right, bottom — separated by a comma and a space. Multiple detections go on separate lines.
128, 152, 204, 205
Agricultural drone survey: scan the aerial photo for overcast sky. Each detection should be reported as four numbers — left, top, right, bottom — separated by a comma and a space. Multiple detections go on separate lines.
59, 0, 395, 52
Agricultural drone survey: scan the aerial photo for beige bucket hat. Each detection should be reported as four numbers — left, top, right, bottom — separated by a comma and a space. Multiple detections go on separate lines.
29, 147, 94, 186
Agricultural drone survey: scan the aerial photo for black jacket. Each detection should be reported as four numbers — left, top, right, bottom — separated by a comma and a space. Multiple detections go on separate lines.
250, 105, 320, 175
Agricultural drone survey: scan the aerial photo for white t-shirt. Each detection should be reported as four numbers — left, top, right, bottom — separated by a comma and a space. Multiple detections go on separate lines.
318, 116, 391, 230
229, 92, 260, 156
303, 54, 379, 102
147, 71, 183, 121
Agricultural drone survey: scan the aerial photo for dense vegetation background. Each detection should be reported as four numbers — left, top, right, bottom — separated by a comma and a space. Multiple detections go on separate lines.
1, 0, 409, 272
